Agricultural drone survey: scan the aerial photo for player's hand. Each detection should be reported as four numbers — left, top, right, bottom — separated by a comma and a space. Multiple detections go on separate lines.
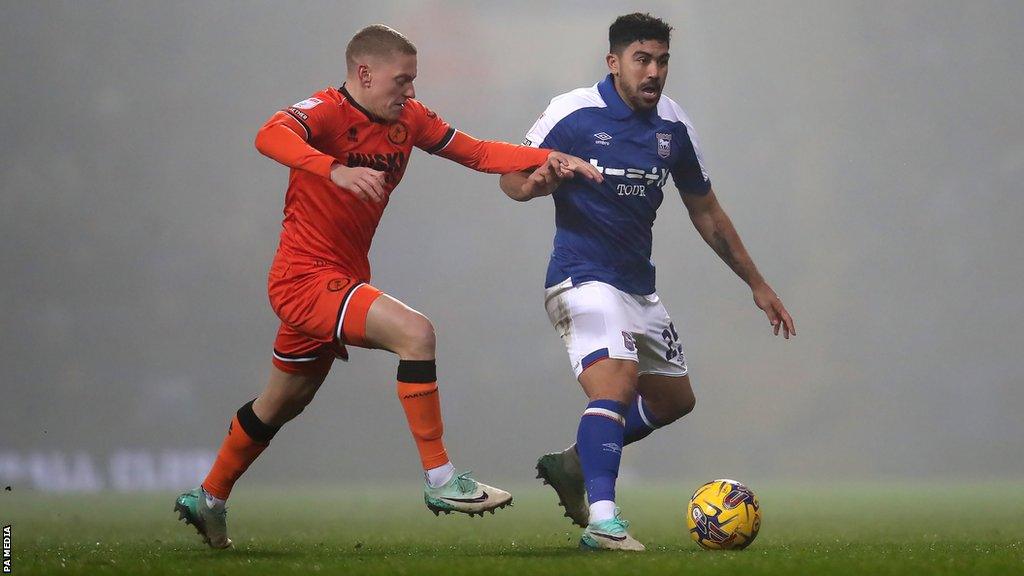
521, 153, 604, 199
752, 283, 795, 339
330, 164, 388, 203
521, 159, 563, 198
546, 151, 604, 183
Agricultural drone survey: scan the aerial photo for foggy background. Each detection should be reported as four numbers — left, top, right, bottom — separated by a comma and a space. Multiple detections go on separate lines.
2, 0, 1022, 492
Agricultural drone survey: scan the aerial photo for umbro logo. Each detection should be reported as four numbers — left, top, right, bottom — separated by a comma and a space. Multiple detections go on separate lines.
594, 132, 613, 146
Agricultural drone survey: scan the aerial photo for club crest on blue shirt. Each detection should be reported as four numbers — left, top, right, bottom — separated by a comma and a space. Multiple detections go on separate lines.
622, 331, 637, 352
656, 133, 672, 159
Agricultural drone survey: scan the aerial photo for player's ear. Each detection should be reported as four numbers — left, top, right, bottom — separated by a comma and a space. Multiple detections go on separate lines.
606, 52, 619, 76
358, 64, 372, 88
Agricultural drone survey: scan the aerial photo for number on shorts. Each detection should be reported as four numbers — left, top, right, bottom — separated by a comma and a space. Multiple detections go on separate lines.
661, 322, 682, 362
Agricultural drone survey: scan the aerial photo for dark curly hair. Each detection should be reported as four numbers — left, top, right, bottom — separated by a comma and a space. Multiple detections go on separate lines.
609, 13, 673, 53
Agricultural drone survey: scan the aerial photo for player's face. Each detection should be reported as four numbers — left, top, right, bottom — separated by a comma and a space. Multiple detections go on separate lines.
366, 52, 418, 122
607, 40, 670, 111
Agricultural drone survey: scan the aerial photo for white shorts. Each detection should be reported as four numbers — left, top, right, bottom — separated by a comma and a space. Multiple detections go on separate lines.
544, 278, 688, 378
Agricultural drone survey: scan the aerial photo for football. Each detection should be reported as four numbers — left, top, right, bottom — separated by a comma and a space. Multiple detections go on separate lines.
686, 478, 761, 550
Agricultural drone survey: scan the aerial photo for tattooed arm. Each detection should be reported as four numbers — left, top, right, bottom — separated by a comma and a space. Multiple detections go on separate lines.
682, 189, 796, 338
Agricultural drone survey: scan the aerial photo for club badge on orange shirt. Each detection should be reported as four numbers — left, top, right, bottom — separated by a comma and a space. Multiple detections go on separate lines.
387, 122, 409, 145
327, 278, 352, 292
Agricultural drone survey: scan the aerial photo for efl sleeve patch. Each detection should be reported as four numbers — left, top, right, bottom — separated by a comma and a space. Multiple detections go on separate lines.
523, 112, 550, 149
277, 91, 342, 142
291, 97, 324, 110
525, 109, 576, 153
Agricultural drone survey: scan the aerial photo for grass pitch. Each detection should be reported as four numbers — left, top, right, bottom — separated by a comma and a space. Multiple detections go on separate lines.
4, 482, 1022, 575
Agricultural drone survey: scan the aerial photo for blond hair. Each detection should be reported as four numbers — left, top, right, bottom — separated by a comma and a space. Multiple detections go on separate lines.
346, 24, 417, 71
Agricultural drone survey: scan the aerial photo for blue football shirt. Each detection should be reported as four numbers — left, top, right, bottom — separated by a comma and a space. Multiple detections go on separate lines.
523, 74, 711, 295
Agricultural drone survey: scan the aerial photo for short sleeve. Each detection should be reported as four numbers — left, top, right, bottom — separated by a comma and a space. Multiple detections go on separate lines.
409, 100, 456, 154
671, 124, 711, 195
522, 103, 576, 153
280, 93, 341, 142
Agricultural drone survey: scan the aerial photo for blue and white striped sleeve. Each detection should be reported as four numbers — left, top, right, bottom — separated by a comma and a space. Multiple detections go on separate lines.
522, 108, 573, 153
521, 89, 601, 154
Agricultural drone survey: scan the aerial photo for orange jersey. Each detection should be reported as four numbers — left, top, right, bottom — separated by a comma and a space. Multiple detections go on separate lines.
255, 85, 550, 280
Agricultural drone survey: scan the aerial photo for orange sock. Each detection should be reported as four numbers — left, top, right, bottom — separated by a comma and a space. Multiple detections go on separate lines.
397, 360, 450, 470
201, 400, 280, 499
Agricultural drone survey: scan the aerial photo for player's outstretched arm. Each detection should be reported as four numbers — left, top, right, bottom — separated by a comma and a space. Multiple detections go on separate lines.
499, 153, 603, 202
498, 171, 533, 201
255, 118, 337, 178
255, 113, 388, 203
437, 131, 601, 182
682, 189, 796, 339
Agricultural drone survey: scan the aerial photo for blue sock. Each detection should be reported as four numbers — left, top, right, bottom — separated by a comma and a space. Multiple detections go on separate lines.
623, 395, 662, 446
576, 399, 627, 506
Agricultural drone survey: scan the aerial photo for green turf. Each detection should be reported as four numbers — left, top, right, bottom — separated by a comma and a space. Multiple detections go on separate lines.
3, 483, 1022, 575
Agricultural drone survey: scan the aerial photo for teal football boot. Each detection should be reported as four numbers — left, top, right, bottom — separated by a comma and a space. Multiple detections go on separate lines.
580, 510, 646, 552
174, 487, 232, 549
424, 471, 512, 516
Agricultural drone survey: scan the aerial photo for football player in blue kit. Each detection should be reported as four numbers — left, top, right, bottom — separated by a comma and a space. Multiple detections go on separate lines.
500, 13, 796, 551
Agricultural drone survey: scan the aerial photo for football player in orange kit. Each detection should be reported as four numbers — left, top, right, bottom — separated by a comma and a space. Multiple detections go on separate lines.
174, 24, 603, 548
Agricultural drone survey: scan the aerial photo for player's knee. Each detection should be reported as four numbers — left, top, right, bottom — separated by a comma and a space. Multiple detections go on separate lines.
280, 402, 306, 422
679, 393, 696, 418
271, 383, 321, 424
397, 313, 436, 358
618, 383, 640, 406
588, 383, 637, 406
664, 391, 696, 423
642, 386, 695, 425
260, 397, 301, 426
287, 389, 317, 417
